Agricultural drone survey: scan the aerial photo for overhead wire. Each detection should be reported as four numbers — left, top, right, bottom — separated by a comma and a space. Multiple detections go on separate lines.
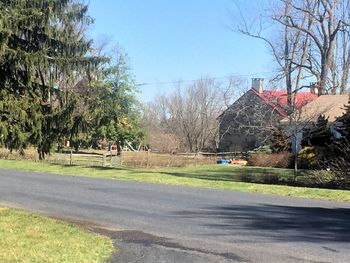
136, 70, 279, 87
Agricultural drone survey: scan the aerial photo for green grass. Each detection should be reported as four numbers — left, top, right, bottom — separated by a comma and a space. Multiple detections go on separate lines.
0, 206, 114, 263
0, 159, 349, 202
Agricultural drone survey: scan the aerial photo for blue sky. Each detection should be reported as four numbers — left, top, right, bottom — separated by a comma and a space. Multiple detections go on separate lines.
88, 0, 272, 102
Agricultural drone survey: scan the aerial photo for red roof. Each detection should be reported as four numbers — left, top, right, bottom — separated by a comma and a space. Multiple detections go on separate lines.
250, 88, 318, 117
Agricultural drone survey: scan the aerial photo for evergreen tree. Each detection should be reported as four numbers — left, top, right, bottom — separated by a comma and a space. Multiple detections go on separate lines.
320, 97, 350, 188
309, 115, 333, 147
0, 1, 105, 158
336, 96, 350, 141
89, 51, 144, 148
322, 139, 350, 189
270, 126, 290, 153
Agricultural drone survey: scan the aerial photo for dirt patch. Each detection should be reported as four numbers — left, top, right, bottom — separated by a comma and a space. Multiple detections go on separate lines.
97, 229, 245, 262
53, 216, 245, 263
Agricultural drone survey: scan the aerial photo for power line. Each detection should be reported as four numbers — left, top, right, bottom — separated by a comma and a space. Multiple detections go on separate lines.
136, 71, 278, 87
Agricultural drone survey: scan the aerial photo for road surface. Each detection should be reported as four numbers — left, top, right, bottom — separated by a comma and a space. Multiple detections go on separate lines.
0, 169, 349, 262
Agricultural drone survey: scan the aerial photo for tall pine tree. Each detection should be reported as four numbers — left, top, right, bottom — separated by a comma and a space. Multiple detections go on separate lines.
0, 0, 105, 158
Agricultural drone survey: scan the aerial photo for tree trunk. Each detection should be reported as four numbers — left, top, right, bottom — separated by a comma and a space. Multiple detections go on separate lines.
320, 54, 330, 95
340, 52, 350, 93
284, 10, 292, 115
294, 141, 298, 182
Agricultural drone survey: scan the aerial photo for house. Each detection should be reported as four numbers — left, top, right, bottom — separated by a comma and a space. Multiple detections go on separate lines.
281, 94, 349, 152
282, 94, 349, 123
218, 78, 318, 152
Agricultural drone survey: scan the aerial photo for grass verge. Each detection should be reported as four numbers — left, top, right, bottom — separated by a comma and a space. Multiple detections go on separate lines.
0, 159, 349, 202
0, 206, 114, 263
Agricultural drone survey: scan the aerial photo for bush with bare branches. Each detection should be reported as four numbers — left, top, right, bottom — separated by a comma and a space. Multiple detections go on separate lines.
247, 152, 291, 168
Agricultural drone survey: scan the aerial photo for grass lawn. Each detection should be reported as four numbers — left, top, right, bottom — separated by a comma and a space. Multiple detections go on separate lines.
0, 159, 349, 202
0, 207, 113, 263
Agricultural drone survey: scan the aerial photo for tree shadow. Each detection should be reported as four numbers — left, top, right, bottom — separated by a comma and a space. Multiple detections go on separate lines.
46, 162, 134, 172
174, 204, 350, 243
156, 169, 317, 186
45, 162, 313, 186
153, 168, 293, 183
160, 171, 242, 182
121, 169, 243, 182
47, 163, 80, 168
89, 166, 132, 171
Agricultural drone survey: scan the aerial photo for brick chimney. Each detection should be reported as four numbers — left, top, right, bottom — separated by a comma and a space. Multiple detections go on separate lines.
252, 78, 264, 93
310, 82, 319, 95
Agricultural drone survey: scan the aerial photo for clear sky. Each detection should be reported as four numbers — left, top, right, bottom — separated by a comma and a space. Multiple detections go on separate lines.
88, 0, 273, 102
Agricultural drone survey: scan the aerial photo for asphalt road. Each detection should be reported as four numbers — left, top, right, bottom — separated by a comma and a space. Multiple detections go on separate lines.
1, 169, 350, 262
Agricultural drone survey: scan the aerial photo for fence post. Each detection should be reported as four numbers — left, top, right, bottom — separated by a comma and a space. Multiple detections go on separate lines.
146, 150, 150, 168
102, 154, 106, 167
69, 149, 73, 165
167, 153, 172, 167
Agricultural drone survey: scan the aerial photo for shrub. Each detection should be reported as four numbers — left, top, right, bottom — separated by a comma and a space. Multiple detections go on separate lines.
0, 148, 10, 159
294, 170, 338, 189
247, 152, 291, 168
310, 170, 337, 186
322, 140, 350, 189
297, 146, 327, 170
297, 147, 317, 169
0, 147, 37, 160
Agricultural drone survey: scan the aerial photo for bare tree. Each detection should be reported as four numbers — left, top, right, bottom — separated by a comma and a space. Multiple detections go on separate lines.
165, 79, 223, 152
236, 0, 350, 96
142, 100, 181, 153
237, 1, 311, 113
277, 0, 350, 94
143, 78, 244, 153
333, 0, 350, 93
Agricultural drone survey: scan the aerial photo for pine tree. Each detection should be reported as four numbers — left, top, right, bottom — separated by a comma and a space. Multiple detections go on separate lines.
309, 115, 333, 147
0, 1, 105, 158
323, 139, 350, 189
322, 98, 350, 188
270, 127, 290, 153
336, 96, 350, 141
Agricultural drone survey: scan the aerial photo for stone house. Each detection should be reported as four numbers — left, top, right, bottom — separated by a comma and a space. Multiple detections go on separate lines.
218, 78, 318, 152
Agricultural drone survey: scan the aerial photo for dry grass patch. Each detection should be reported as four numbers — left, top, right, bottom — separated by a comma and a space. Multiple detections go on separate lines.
0, 148, 37, 160
121, 151, 216, 168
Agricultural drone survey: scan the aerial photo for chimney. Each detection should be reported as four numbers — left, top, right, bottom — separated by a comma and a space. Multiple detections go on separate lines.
252, 78, 264, 93
310, 82, 319, 95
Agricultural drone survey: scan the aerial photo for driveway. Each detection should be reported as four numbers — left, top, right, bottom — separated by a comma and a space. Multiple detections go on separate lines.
0, 169, 349, 262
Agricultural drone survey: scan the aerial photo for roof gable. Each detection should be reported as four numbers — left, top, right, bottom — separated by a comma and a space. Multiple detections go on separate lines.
281, 94, 349, 123
250, 88, 318, 117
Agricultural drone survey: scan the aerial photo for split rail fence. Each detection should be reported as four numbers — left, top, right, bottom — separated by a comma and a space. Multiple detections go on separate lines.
46, 151, 248, 168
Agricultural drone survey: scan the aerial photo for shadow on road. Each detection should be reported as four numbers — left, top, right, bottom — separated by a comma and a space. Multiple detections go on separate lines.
174, 204, 350, 243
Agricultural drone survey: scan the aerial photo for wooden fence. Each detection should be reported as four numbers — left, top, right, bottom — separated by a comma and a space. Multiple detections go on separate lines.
46, 151, 247, 168
0, 147, 247, 168
47, 153, 121, 167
